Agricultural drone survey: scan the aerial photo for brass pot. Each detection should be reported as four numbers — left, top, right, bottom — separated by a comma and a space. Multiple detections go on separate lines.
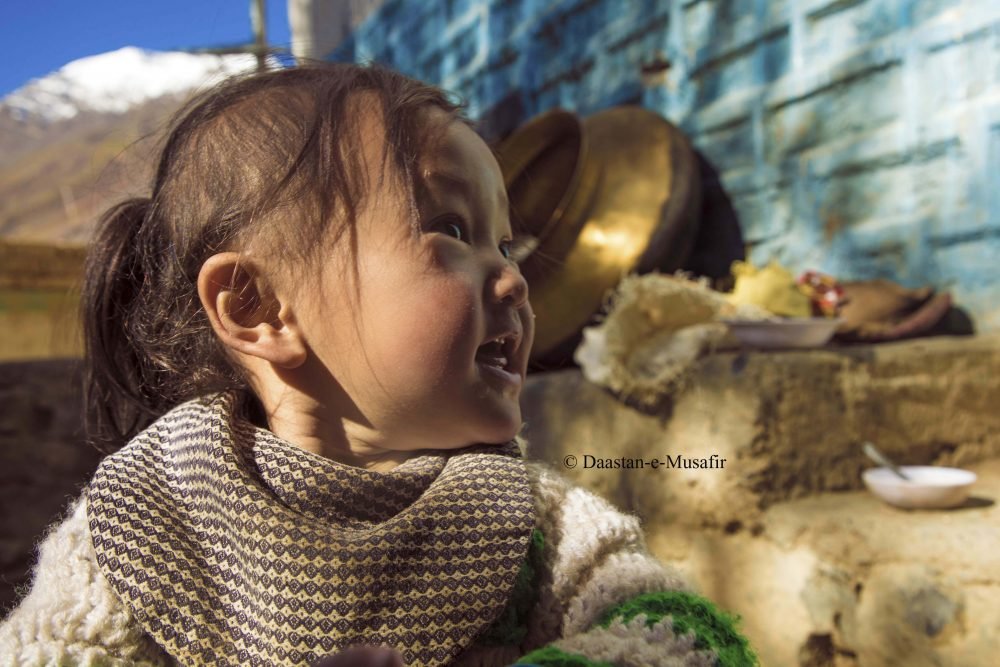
497, 106, 701, 362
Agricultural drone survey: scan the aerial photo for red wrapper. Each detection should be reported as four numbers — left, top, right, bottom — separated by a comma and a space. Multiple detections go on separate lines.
797, 270, 847, 318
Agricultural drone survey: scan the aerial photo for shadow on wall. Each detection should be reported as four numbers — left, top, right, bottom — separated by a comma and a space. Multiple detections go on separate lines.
683, 148, 745, 289
0, 359, 102, 619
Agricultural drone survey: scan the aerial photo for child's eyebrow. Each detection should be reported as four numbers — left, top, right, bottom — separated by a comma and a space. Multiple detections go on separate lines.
426, 170, 510, 215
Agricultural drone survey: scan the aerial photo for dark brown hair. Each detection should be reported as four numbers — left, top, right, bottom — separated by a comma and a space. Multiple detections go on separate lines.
80, 62, 463, 453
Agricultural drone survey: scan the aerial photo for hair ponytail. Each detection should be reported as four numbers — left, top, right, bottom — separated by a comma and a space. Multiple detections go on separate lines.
81, 192, 256, 454
81, 197, 159, 453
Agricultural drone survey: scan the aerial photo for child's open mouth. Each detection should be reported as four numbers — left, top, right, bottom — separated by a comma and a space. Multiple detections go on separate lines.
476, 338, 508, 368
476, 335, 521, 386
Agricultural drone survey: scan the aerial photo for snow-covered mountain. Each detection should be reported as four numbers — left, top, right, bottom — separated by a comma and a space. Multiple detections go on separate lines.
2, 47, 260, 123
0, 48, 270, 242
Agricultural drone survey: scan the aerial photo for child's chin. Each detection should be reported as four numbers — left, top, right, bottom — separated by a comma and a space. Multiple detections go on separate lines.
479, 422, 522, 446
448, 423, 521, 449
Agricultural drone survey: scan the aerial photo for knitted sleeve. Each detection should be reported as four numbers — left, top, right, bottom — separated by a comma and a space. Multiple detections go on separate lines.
514, 462, 758, 667
0, 494, 173, 667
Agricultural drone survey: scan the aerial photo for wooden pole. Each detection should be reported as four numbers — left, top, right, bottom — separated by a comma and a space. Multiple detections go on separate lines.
250, 0, 268, 72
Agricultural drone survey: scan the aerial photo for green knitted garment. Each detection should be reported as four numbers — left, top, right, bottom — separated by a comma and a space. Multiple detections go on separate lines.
598, 591, 758, 666
516, 590, 758, 667
478, 528, 546, 645
483, 522, 757, 666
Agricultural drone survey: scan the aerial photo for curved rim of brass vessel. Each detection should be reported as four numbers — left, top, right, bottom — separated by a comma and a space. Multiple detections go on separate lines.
501, 107, 695, 360
495, 109, 592, 257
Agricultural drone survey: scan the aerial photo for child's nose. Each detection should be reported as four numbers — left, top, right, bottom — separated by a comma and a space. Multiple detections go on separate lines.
492, 263, 529, 308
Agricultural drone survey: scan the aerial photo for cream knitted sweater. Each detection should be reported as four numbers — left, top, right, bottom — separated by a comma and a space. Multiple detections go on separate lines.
0, 462, 738, 666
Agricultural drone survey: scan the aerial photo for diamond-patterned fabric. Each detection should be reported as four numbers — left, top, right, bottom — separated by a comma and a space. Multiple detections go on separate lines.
86, 390, 534, 666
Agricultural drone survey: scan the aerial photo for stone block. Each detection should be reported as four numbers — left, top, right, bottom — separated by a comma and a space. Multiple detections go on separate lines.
444, 0, 480, 22
416, 47, 445, 82
693, 51, 753, 107
930, 234, 1000, 297
803, 0, 898, 64
795, 129, 985, 263
531, 0, 609, 67
803, 130, 953, 181
487, 0, 526, 45
730, 186, 793, 242
764, 64, 902, 163
991, 119, 1000, 230
521, 335, 1000, 523
921, 27, 996, 111
817, 168, 919, 242
604, 8, 668, 56
683, 0, 791, 103
661, 459, 1000, 666
520, 336, 1000, 666
449, 16, 484, 73
904, 0, 963, 26
715, 162, 762, 198
694, 114, 755, 172
684, 0, 759, 68
759, 28, 791, 83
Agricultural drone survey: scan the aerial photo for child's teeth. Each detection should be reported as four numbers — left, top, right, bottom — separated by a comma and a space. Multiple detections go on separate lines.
478, 353, 507, 368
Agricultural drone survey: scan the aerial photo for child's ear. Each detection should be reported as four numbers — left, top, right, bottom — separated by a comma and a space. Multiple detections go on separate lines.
197, 252, 307, 369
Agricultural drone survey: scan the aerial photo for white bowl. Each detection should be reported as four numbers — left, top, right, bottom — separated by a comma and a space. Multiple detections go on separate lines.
862, 466, 977, 509
721, 318, 842, 349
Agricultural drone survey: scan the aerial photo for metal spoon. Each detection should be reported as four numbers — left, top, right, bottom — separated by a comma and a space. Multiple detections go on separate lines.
863, 441, 911, 481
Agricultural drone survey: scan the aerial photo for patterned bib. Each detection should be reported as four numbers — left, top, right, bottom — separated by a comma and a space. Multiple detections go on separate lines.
86, 390, 534, 666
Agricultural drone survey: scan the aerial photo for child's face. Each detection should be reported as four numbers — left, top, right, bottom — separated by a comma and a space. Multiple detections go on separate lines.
295, 109, 534, 453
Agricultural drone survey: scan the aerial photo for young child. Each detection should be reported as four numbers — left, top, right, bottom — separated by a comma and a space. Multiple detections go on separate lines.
0, 63, 756, 667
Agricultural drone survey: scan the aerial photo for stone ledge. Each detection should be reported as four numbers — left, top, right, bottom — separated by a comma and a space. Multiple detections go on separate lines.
649, 458, 1000, 667
521, 334, 1000, 529
521, 334, 1000, 666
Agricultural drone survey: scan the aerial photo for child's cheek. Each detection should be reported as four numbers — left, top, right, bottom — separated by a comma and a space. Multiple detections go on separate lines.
425, 274, 477, 353
384, 274, 478, 379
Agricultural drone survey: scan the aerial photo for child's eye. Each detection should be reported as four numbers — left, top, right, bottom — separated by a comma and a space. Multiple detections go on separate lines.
442, 221, 464, 241
430, 217, 467, 242
429, 217, 524, 264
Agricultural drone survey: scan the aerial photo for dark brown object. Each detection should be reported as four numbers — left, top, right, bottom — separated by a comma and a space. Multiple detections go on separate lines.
835, 279, 962, 342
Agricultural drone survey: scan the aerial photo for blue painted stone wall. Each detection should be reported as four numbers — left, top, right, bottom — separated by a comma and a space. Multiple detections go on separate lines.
331, 0, 1000, 330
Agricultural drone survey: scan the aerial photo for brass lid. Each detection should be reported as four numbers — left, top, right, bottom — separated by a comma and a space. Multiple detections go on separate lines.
497, 106, 700, 361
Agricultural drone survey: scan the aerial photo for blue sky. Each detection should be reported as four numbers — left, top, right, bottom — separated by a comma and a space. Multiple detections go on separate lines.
1, 0, 292, 98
